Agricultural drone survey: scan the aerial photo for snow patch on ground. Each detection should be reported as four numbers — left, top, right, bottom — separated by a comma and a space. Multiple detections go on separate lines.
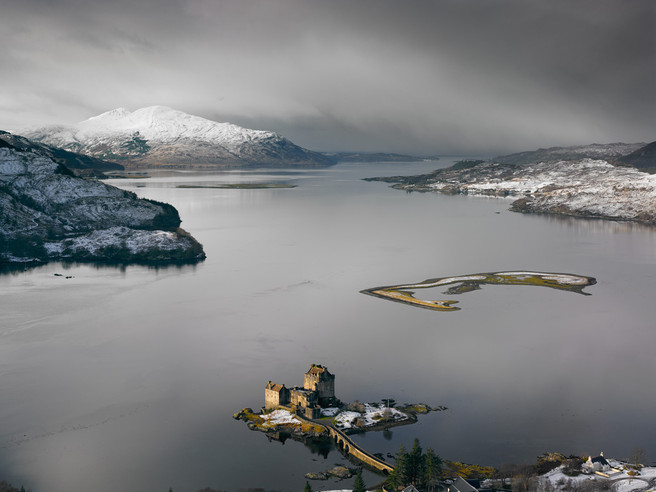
332, 403, 409, 429
261, 409, 302, 427
539, 464, 656, 492
44, 227, 194, 258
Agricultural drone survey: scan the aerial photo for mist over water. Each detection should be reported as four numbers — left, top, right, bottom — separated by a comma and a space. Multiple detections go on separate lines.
1, 160, 655, 492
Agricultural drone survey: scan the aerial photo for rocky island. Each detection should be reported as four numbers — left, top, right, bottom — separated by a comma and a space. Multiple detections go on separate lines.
362, 271, 596, 311
366, 141, 656, 225
234, 364, 446, 478
0, 134, 205, 265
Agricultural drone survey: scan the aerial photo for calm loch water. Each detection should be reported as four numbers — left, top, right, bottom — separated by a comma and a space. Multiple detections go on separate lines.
1, 160, 655, 492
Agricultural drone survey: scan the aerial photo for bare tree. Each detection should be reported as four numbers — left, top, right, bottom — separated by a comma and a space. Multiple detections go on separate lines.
629, 447, 647, 468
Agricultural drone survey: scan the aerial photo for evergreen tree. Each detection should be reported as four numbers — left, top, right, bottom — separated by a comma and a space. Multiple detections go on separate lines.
387, 439, 443, 490
388, 444, 409, 487
406, 438, 425, 485
423, 447, 443, 491
304, 480, 313, 492
353, 468, 367, 492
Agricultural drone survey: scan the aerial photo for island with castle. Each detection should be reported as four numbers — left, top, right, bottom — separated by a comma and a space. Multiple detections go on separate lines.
233, 364, 446, 476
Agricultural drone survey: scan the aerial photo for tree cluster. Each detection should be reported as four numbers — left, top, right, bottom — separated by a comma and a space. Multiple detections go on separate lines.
387, 438, 443, 491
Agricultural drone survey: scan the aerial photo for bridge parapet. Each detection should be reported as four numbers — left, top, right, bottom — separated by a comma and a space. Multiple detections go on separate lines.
293, 411, 393, 474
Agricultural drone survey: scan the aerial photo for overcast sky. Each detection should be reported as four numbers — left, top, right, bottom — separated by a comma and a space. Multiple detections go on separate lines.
1, 0, 654, 154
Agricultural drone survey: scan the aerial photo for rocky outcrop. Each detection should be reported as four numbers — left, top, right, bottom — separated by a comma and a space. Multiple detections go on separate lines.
0, 145, 205, 264
305, 465, 357, 481
0, 130, 122, 173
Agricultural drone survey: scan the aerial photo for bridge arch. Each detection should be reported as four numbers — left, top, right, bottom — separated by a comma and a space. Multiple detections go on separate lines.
293, 413, 394, 475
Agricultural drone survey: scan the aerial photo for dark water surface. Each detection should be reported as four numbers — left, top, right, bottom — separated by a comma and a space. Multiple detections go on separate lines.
1, 160, 655, 492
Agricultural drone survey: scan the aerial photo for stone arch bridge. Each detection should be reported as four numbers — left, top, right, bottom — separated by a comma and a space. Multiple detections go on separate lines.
294, 412, 394, 475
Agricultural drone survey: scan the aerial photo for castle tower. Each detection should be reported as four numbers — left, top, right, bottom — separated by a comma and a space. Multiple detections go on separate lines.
303, 364, 335, 406
265, 381, 290, 409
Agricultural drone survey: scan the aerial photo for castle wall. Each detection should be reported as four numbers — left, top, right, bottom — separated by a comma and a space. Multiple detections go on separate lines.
304, 372, 335, 401
290, 388, 317, 408
302, 406, 321, 419
265, 385, 289, 409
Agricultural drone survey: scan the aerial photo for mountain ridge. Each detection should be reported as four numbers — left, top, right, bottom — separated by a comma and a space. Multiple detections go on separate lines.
23, 106, 336, 168
615, 141, 656, 171
493, 142, 645, 166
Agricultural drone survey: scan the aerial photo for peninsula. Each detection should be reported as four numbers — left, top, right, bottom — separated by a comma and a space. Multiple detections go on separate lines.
365, 142, 656, 226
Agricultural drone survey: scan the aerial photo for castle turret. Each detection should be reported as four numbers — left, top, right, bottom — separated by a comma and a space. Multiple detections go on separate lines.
303, 364, 335, 406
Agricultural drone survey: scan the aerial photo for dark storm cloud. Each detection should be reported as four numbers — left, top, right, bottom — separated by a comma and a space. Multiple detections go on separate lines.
1, 0, 654, 154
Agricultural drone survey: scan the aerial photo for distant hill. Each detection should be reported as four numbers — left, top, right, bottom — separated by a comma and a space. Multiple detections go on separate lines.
325, 152, 439, 163
493, 142, 644, 166
615, 141, 656, 171
0, 130, 122, 174
23, 106, 337, 169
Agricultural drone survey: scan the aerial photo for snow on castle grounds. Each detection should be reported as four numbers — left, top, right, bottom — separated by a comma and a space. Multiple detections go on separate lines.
323, 403, 409, 429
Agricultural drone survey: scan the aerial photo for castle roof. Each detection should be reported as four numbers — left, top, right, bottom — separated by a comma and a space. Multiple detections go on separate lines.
290, 386, 313, 394
306, 364, 331, 376
265, 382, 286, 392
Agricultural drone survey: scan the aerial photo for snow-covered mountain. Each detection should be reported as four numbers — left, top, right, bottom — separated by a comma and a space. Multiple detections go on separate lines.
23, 106, 336, 168
0, 138, 205, 264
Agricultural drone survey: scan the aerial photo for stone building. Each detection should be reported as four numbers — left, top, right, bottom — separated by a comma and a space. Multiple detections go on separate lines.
290, 387, 318, 408
265, 381, 290, 409
303, 364, 335, 406
264, 364, 334, 419
290, 387, 321, 419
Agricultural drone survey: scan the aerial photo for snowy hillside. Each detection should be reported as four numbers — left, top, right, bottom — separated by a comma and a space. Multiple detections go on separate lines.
0, 130, 122, 173
0, 143, 205, 264
23, 106, 336, 168
371, 159, 656, 225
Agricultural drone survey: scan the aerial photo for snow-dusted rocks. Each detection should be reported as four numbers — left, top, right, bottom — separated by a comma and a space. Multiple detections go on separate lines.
23, 106, 336, 168
0, 146, 205, 264
374, 159, 656, 225
0, 130, 122, 173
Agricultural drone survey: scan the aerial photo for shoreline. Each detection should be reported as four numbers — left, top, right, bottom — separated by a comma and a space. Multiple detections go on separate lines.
367, 159, 656, 226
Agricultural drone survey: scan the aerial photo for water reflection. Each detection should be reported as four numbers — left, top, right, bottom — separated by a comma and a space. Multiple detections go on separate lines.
534, 213, 656, 234
0, 258, 203, 275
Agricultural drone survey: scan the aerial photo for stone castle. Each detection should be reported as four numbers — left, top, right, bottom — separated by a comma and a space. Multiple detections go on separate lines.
265, 364, 336, 419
